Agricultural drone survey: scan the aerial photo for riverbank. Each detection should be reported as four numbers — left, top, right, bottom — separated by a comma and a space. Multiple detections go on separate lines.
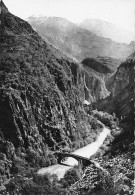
38, 126, 110, 179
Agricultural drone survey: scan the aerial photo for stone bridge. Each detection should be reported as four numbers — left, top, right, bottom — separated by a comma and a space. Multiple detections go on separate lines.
54, 152, 95, 168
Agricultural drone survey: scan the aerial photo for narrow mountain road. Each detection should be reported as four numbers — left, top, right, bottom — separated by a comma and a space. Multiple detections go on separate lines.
38, 123, 110, 179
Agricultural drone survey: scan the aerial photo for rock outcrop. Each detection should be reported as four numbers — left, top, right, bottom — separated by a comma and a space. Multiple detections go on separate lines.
82, 56, 122, 103
96, 55, 134, 119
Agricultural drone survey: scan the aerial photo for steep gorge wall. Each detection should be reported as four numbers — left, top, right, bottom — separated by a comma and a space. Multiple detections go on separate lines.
82, 56, 121, 104
84, 69, 110, 103
0, 10, 106, 169
96, 57, 134, 118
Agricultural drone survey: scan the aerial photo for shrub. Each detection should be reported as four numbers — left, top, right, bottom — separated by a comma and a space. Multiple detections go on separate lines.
6, 173, 68, 195
60, 166, 82, 188
91, 110, 118, 128
11, 157, 29, 175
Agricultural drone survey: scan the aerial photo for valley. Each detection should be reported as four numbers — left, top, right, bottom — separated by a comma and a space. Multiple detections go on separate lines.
38, 124, 110, 179
0, 1, 134, 194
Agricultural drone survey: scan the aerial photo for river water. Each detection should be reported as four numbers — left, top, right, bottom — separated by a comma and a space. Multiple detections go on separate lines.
38, 127, 110, 179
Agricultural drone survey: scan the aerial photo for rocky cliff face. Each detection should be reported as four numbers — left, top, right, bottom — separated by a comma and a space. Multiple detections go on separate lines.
82, 56, 122, 103
96, 55, 134, 118
83, 71, 109, 103
27, 16, 133, 60
0, 10, 80, 155
0, 2, 108, 171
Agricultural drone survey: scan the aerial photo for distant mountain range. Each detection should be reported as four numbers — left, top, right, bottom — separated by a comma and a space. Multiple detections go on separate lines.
27, 16, 134, 61
79, 18, 134, 44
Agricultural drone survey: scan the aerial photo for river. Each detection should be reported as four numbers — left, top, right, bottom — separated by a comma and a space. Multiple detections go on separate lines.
38, 126, 110, 179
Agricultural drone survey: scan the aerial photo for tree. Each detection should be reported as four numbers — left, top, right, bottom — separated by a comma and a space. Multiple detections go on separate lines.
61, 167, 82, 188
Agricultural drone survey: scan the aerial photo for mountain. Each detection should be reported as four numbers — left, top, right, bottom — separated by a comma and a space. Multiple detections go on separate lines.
128, 41, 135, 51
0, 1, 112, 184
128, 51, 135, 59
0, 2, 134, 194
79, 18, 135, 44
27, 16, 133, 60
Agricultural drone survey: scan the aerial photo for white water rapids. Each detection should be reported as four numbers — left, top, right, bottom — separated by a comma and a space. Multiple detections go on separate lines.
38, 126, 110, 179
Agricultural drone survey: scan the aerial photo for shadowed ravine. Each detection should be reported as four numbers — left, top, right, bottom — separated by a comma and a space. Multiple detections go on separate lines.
38, 124, 110, 179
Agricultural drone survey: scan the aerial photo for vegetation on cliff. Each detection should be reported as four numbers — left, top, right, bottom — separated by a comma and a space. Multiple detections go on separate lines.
0, 1, 106, 188
0, 2, 134, 194
82, 56, 121, 74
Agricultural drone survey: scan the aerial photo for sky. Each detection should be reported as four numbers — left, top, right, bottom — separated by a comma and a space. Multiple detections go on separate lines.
4, 0, 135, 32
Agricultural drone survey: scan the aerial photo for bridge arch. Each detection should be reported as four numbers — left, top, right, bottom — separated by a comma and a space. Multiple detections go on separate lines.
54, 152, 93, 168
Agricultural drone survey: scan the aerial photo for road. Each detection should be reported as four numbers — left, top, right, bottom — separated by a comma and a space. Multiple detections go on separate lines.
38, 125, 110, 179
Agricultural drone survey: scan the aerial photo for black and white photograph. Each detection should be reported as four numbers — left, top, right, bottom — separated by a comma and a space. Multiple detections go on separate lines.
0, 0, 134, 194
